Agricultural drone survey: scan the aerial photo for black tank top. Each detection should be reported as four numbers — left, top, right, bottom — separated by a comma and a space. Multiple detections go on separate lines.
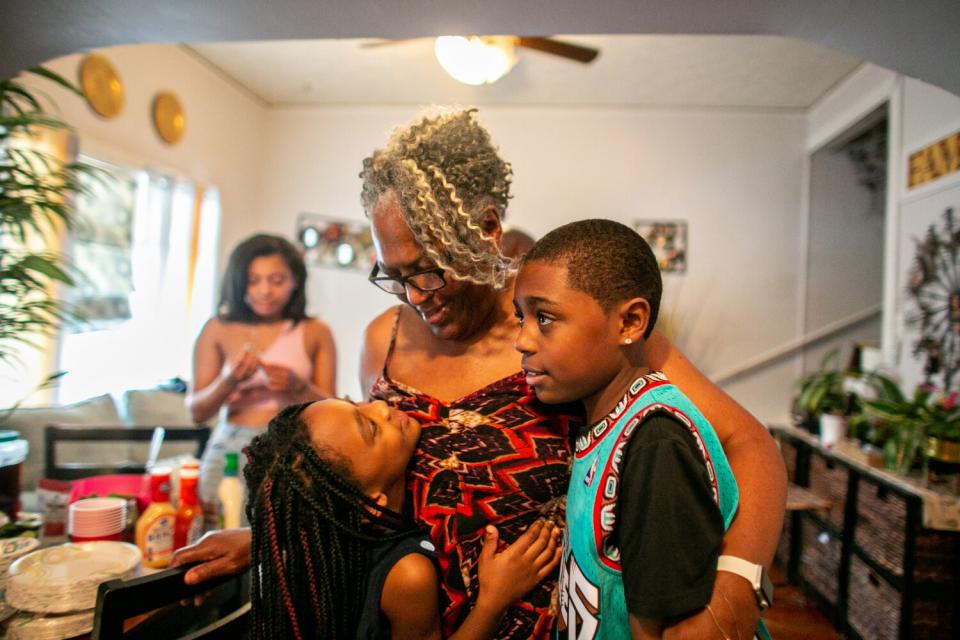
356, 529, 439, 639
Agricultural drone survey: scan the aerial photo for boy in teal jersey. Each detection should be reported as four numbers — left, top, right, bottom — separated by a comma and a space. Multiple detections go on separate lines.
513, 219, 770, 639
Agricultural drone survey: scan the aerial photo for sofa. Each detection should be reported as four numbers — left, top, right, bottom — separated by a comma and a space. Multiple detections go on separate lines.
3, 389, 201, 492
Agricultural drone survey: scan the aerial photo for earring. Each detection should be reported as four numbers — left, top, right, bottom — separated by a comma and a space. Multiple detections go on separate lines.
624, 338, 633, 345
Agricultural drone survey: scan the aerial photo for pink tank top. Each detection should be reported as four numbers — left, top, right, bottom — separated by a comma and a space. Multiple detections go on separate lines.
225, 320, 313, 414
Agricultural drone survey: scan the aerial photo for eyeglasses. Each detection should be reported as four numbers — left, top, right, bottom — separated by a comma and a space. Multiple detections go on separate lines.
368, 263, 447, 295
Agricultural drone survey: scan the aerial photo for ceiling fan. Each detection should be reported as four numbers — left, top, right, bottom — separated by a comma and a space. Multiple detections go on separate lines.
362, 36, 599, 85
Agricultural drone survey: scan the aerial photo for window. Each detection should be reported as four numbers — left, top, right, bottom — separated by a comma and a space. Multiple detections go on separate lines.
57, 160, 221, 403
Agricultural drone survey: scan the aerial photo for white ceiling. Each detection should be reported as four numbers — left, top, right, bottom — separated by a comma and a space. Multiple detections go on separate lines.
188, 35, 861, 109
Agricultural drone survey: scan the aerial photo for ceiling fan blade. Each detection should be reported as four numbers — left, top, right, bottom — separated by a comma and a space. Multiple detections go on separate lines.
516, 37, 599, 63
359, 39, 421, 49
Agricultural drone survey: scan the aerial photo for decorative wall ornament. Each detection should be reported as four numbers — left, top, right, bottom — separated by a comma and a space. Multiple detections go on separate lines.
843, 119, 887, 214
907, 206, 960, 391
78, 54, 124, 119
296, 213, 376, 271
634, 220, 687, 273
151, 91, 185, 145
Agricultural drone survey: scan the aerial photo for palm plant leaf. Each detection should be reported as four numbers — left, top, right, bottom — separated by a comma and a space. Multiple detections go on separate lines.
0, 66, 95, 390
25, 67, 85, 98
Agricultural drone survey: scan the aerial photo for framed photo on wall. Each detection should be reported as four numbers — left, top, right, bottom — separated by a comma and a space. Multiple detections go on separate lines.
634, 219, 687, 273
296, 213, 376, 271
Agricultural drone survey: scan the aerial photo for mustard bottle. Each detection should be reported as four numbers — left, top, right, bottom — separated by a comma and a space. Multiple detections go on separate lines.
135, 467, 177, 568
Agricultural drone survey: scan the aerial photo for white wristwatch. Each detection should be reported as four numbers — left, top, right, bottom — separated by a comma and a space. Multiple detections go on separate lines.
717, 555, 774, 610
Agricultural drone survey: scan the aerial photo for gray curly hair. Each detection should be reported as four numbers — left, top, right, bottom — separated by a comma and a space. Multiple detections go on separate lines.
360, 108, 514, 289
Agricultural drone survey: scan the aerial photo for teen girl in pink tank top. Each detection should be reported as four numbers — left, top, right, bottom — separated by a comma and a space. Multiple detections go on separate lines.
187, 234, 336, 526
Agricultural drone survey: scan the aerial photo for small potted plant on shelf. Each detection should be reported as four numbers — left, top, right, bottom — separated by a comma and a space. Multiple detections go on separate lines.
794, 348, 849, 447
922, 392, 960, 485
860, 385, 959, 476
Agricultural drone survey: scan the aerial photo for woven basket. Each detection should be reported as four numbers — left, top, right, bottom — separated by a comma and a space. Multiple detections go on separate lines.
848, 554, 899, 640
809, 453, 848, 531
775, 517, 792, 567
781, 439, 799, 480
914, 528, 960, 584
855, 478, 907, 576
848, 554, 958, 640
911, 595, 959, 639
799, 518, 841, 605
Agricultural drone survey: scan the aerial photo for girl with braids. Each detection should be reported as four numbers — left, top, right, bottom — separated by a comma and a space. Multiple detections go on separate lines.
244, 399, 561, 639
176, 108, 786, 639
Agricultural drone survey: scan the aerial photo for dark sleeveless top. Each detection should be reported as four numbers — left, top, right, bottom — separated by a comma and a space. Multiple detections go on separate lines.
368, 307, 576, 639
356, 529, 439, 640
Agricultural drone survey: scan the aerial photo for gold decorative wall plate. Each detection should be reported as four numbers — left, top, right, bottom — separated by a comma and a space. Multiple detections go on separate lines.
79, 54, 124, 119
152, 91, 186, 145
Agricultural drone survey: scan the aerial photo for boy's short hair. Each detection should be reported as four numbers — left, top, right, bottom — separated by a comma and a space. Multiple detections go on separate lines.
524, 219, 662, 337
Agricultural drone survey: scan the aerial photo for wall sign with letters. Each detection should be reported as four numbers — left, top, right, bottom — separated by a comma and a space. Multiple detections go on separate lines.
908, 130, 960, 189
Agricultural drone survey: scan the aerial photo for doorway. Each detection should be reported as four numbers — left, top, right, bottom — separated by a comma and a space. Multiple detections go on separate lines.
801, 105, 888, 373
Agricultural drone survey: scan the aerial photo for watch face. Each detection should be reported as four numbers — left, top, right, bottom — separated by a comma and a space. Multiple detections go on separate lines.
760, 567, 774, 609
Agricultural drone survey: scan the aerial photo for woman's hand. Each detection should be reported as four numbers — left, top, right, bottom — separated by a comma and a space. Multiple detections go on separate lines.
170, 528, 252, 585
476, 520, 562, 612
224, 348, 260, 385
261, 363, 307, 395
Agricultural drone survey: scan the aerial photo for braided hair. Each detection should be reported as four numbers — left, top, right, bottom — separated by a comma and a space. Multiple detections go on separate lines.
360, 108, 515, 289
243, 402, 409, 639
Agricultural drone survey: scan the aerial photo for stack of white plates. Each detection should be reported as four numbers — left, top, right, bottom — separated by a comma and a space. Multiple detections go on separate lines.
67, 498, 126, 540
4, 610, 95, 640
0, 537, 40, 624
0, 538, 40, 577
4, 541, 141, 636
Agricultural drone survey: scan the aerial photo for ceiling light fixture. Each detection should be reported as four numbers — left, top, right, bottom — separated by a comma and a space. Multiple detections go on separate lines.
434, 36, 518, 85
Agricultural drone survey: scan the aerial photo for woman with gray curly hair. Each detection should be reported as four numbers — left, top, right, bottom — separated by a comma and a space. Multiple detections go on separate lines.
174, 108, 785, 640
357, 108, 785, 639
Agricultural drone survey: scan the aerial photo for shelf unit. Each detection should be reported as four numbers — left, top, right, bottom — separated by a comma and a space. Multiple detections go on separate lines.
773, 425, 960, 640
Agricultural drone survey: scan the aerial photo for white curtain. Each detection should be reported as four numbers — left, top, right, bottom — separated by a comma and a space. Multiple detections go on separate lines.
57, 169, 221, 403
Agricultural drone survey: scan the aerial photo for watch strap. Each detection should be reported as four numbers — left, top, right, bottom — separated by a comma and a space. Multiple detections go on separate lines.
717, 555, 773, 610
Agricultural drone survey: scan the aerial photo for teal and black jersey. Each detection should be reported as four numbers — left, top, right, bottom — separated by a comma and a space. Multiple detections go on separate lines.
557, 372, 739, 639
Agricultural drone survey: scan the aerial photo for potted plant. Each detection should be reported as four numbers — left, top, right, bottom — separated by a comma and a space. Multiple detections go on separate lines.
846, 370, 901, 447
922, 391, 960, 468
860, 385, 959, 475
1, 67, 93, 415
794, 348, 850, 446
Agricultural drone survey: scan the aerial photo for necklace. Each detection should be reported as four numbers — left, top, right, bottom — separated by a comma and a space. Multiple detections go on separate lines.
244, 319, 287, 355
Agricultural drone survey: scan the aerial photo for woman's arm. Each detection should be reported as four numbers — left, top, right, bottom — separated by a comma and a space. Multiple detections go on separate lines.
645, 330, 787, 563
307, 319, 337, 398
170, 528, 252, 584
359, 307, 397, 397
645, 329, 787, 638
186, 319, 258, 424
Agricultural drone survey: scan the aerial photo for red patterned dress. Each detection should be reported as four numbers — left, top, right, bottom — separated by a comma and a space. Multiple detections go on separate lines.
368, 310, 576, 639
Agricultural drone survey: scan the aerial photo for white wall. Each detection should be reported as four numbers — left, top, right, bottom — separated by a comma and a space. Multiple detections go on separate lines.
29, 43, 960, 424
37, 44, 960, 423
800, 133, 885, 374
257, 106, 807, 419
10, 45, 268, 404
807, 65, 960, 392
25, 45, 268, 275
895, 79, 960, 392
